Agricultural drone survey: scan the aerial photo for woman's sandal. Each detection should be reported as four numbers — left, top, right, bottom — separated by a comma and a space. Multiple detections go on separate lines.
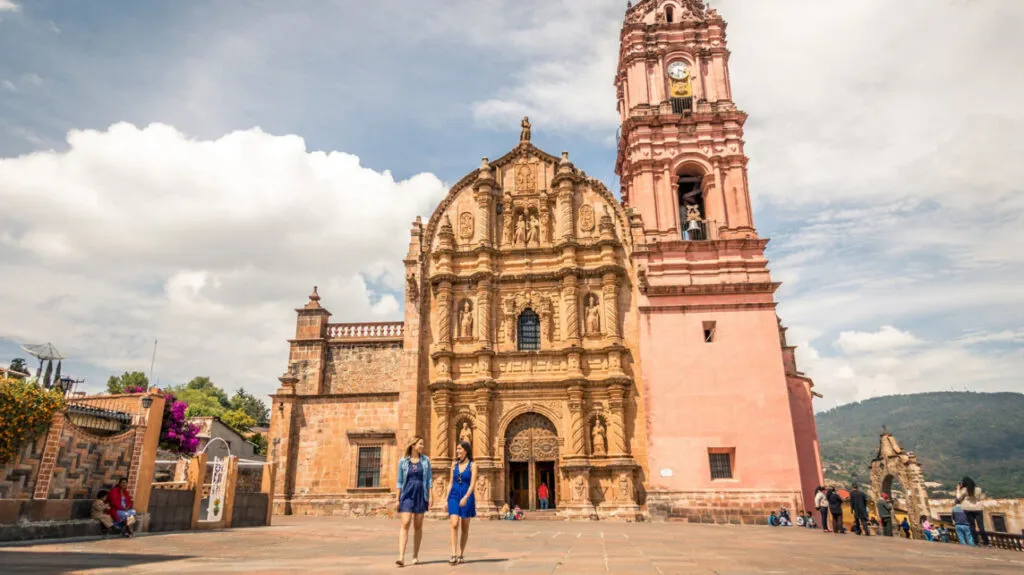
395, 559, 404, 567
457, 555, 465, 564
448, 555, 458, 566
410, 558, 419, 565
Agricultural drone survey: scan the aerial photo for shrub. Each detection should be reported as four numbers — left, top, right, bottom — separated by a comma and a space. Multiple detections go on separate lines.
0, 377, 66, 464
125, 385, 200, 455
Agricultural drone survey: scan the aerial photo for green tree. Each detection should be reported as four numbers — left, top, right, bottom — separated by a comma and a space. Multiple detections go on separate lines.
167, 376, 230, 418
106, 371, 150, 394
248, 431, 268, 456
229, 387, 269, 426
6, 358, 28, 379
220, 408, 256, 434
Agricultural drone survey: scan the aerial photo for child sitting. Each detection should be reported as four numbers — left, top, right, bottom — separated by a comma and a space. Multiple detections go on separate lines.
91, 490, 115, 533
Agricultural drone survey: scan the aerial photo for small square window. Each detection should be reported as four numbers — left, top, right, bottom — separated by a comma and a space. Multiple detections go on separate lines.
708, 450, 733, 480
357, 446, 382, 488
992, 514, 1008, 533
703, 321, 716, 343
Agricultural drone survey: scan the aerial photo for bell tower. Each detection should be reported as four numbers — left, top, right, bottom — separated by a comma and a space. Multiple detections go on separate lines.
616, 0, 824, 518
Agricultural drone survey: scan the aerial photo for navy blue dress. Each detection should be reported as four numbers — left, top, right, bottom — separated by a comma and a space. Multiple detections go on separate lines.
447, 461, 476, 518
398, 460, 428, 514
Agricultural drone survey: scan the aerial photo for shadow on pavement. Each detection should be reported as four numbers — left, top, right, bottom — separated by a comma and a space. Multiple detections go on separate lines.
0, 551, 192, 574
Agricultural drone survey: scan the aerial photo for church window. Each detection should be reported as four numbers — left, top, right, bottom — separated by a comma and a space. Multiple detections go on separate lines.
665, 6, 674, 23
703, 321, 716, 343
708, 449, 734, 480
678, 174, 708, 240
357, 446, 382, 488
991, 514, 1008, 533
517, 308, 540, 351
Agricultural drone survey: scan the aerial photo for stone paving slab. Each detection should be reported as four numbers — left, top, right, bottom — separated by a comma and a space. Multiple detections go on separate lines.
1, 516, 1023, 574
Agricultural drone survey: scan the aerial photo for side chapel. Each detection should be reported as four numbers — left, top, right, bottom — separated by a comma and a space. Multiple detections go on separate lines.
268, 0, 823, 522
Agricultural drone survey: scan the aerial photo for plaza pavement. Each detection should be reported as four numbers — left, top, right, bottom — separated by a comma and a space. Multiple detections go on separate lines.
2, 515, 1023, 574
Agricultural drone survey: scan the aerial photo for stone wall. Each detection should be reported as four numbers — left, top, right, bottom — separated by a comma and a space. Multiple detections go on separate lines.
48, 422, 136, 500
0, 434, 46, 499
646, 489, 803, 525
148, 488, 195, 532
324, 343, 403, 394
231, 493, 270, 527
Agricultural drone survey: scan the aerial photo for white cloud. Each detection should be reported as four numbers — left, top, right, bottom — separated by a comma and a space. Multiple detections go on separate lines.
835, 326, 923, 355
0, 122, 447, 397
0, 0, 19, 13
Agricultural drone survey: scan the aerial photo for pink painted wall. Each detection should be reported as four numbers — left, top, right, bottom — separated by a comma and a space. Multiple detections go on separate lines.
787, 375, 825, 511
639, 302, 804, 493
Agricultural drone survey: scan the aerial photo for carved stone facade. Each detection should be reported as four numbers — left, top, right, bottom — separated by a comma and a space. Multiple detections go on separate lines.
268, 0, 820, 523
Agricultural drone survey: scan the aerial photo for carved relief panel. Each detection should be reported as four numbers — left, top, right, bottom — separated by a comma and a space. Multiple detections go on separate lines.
505, 413, 559, 462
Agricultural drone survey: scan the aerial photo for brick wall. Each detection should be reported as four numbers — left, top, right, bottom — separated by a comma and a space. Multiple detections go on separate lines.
324, 343, 403, 394
646, 489, 803, 525
47, 421, 135, 500
0, 434, 47, 499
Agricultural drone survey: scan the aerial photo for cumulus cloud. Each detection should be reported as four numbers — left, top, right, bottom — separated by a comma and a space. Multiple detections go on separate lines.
0, 122, 446, 396
835, 326, 923, 355
0, 1, 19, 13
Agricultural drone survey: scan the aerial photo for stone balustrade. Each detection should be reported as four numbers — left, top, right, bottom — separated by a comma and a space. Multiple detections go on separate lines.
326, 322, 405, 341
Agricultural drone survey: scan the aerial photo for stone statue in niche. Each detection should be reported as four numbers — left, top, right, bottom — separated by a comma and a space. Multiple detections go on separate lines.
514, 213, 527, 246
584, 293, 601, 335
502, 206, 513, 246
527, 213, 541, 245
458, 300, 474, 339
591, 418, 607, 456
459, 421, 473, 445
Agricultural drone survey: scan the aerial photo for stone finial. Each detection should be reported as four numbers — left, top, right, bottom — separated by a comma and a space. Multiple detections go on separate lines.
557, 151, 574, 175
304, 286, 322, 309
520, 116, 532, 143
478, 157, 493, 180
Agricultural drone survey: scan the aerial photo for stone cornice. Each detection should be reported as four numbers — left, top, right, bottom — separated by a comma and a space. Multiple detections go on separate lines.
637, 237, 769, 255
639, 302, 777, 313
270, 391, 400, 402
641, 282, 780, 298
428, 263, 630, 287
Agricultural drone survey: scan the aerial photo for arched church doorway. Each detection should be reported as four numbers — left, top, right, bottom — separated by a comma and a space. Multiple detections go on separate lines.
505, 412, 558, 511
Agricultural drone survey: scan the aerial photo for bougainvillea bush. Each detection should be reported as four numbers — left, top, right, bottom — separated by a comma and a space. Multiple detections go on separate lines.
126, 386, 200, 455
0, 377, 66, 464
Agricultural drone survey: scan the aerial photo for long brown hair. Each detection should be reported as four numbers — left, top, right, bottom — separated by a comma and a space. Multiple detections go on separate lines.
404, 436, 424, 459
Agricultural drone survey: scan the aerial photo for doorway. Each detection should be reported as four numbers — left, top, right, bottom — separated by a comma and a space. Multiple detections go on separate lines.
509, 462, 529, 508
536, 461, 556, 510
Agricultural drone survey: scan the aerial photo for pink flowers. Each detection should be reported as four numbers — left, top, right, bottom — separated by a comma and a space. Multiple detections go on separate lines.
122, 385, 199, 454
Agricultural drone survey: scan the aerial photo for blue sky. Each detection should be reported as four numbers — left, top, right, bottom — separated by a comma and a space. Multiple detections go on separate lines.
1, 0, 1022, 410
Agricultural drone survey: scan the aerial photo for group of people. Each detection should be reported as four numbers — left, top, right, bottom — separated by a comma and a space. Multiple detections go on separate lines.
89, 477, 139, 537
394, 437, 477, 567
768, 506, 817, 528
809, 477, 989, 546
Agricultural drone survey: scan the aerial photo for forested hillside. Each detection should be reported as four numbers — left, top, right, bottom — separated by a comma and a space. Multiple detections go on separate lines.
816, 392, 1024, 498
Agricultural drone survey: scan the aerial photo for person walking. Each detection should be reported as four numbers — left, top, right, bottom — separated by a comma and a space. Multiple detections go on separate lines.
396, 436, 431, 567
446, 441, 477, 566
814, 486, 830, 532
848, 483, 870, 536
900, 517, 911, 538
537, 481, 550, 510
956, 477, 988, 545
826, 487, 844, 535
875, 492, 894, 536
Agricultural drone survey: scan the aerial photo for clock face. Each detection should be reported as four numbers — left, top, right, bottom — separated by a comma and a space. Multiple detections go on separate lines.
667, 61, 689, 80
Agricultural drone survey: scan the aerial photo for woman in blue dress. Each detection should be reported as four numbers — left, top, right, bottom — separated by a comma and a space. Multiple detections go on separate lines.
445, 440, 476, 565
396, 436, 431, 567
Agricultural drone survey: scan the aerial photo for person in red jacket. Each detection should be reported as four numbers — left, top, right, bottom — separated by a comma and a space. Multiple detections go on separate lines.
107, 477, 137, 537
537, 482, 549, 510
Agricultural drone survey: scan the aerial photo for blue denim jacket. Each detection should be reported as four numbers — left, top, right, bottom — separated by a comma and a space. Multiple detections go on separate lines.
397, 455, 432, 501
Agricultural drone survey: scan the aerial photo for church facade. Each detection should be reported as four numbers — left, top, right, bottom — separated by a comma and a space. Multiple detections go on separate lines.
268, 0, 823, 522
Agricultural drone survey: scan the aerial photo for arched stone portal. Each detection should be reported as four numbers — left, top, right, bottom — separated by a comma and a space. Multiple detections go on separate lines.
505, 413, 559, 511
869, 433, 932, 538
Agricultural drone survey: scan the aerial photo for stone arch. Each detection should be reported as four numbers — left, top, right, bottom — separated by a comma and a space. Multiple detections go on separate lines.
504, 412, 559, 462
869, 433, 933, 538
497, 403, 564, 444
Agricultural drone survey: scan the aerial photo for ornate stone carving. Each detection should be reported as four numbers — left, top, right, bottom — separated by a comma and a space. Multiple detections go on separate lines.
406, 272, 419, 304
637, 265, 649, 294
515, 164, 536, 192
458, 211, 474, 241
520, 116, 531, 143
527, 213, 541, 245
572, 474, 586, 501
502, 201, 514, 246
567, 386, 586, 456
514, 213, 527, 246
591, 417, 607, 456
579, 204, 595, 235
562, 278, 580, 343
477, 474, 491, 501
584, 292, 601, 335
433, 391, 451, 458
458, 300, 474, 340
505, 413, 559, 462
458, 421, 473, 446
436, 283, 452, 348
615, 471, 634, 503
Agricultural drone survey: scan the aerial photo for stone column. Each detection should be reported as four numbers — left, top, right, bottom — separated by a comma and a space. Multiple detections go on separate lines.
477, 279, 491, 349
437, 280, 452, 350
432, 389, 451, 459
607, 383, 628, 456
562, 275, 580, 345
602, 273, 620, 343
557, 189, 575, 241
474, 387, 492, 458
567, 385, 586, 457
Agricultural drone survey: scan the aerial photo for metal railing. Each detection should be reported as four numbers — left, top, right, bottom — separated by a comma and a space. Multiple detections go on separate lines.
326, 322, 404, 340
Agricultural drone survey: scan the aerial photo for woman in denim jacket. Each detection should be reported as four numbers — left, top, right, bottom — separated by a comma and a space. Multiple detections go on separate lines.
396, 436, 431, 567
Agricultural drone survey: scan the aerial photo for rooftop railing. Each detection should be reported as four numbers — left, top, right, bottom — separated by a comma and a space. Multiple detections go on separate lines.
326, 322, 405, 341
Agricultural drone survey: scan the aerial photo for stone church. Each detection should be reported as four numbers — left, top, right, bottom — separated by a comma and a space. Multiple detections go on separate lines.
268, 0, 823, 522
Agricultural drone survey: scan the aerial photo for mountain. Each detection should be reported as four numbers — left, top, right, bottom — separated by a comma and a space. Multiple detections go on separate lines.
815, 392, 1024, 498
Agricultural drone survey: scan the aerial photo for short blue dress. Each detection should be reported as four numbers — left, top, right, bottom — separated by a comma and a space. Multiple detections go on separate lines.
398, 460, 428, 514
447, 460, 476, 518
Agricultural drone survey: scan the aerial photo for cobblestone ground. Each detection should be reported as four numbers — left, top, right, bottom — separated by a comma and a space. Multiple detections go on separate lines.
2, 516, 1023, 574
